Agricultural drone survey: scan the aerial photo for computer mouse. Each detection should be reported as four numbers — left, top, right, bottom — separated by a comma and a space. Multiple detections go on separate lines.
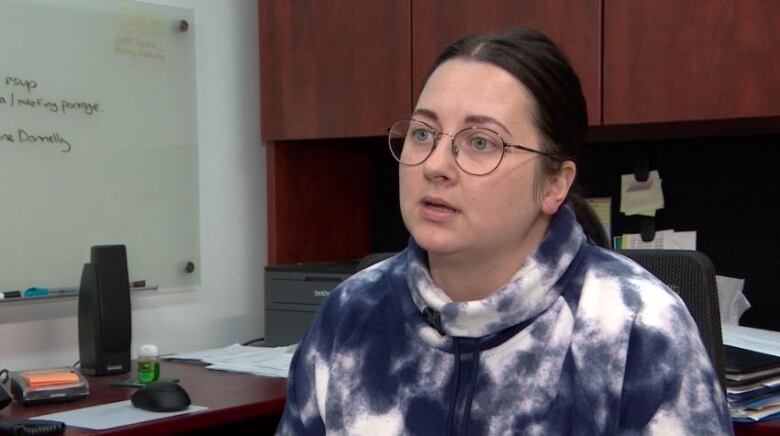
130, 381, 191, 412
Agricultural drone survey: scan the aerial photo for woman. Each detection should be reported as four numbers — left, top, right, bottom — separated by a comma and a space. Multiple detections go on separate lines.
277, 28, 731, 435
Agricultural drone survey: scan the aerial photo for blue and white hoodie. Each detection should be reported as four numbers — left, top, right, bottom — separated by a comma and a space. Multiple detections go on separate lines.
277, 204, 732, 435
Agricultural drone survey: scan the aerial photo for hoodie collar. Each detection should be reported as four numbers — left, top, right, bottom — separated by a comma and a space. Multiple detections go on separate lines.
406, 203, 585, 338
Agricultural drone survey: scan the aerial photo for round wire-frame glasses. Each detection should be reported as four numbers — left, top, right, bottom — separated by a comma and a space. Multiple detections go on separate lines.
386, 119, 564, 176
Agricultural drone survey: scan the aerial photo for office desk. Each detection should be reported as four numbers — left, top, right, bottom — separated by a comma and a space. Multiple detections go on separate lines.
0, 361, 286, 435
3, 363, 778, 435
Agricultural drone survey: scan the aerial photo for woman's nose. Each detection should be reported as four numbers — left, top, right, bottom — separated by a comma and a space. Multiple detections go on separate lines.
422, 134, 458, 181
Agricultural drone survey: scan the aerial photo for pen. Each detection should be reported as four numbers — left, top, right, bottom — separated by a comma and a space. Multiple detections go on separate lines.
20, 287, 79, 298
24, 287, 49, 297
0, 290, 22, 300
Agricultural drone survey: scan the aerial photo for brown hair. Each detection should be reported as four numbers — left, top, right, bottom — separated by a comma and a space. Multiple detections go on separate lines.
423, 27, 608, 247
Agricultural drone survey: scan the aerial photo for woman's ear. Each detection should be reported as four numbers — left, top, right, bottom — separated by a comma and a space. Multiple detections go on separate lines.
541, 161, 576, 215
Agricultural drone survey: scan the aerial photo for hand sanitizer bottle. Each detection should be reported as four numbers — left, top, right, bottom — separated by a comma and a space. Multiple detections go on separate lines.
137, 344, 160, 384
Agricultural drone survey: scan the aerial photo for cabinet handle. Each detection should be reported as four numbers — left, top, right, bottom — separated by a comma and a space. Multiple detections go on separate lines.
302, 276, 343, 282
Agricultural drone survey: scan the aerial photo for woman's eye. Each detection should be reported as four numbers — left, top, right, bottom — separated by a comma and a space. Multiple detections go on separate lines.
412, 129, 431, 142
470, 136, 496, 152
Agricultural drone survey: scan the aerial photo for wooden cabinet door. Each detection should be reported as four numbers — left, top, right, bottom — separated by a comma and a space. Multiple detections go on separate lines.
260, 0, 411, 140
604, 0, 780, 125
412, 0, 602, 125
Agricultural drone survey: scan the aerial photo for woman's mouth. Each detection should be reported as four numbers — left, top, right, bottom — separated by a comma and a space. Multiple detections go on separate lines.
421, 197, 458, 220
425, 200, 456, 212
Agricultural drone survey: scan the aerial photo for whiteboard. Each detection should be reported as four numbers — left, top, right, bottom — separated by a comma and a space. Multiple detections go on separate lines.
0, 0, 199, 291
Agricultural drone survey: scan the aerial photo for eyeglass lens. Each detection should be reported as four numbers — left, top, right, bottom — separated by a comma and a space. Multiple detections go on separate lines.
388, 119, 506, 175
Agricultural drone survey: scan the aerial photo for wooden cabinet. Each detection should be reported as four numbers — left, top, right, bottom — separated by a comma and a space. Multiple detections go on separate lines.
259, 0, 411, 140
412, 0, 602, 125
604, 0, 780, 125
260, 0, 780, 136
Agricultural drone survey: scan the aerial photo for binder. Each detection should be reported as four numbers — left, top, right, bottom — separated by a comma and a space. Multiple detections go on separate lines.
725, 345, 780, 384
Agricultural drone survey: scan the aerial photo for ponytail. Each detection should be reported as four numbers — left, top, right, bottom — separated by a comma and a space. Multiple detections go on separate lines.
567, 191, 610, 248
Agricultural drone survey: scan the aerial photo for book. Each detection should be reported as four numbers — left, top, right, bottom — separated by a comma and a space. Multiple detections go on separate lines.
725, 345, 780, 383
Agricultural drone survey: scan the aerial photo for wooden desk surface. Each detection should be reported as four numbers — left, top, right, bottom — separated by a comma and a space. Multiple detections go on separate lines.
4, 363, 779, 434
734, 421, 780, 435
1, 361, 287, 435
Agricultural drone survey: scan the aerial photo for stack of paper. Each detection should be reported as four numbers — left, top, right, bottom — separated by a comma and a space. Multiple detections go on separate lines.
614, 229, 696, 250
725, 345, 780, 422
162, 344, 296, 378
721, 324, 780, 422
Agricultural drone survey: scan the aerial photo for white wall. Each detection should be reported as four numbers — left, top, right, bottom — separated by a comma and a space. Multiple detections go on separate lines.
0, 0, 266, 370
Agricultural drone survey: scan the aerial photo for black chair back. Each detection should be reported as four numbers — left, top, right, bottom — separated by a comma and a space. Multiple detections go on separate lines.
619, 249, 726, 392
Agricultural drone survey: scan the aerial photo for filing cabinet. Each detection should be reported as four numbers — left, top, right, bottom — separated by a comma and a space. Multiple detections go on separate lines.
264, 261, 357, 346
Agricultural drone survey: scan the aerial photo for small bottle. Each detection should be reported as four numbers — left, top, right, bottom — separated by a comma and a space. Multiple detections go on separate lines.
137, 344, 160, 384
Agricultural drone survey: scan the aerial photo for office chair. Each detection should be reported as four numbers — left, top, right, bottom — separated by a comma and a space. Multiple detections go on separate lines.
357, 252, 398, 271
619, 249, 726, 392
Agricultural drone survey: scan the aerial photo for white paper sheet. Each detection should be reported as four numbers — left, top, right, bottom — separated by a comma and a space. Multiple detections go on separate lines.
731, 403, 780, 422
620, 230, 696, 250
727, 374, 780, 394
722, 324, 780, 357
163, 344, 296, 378
716, 275, 751, 325
620, 171, 665, 216
32, 400, 207, 430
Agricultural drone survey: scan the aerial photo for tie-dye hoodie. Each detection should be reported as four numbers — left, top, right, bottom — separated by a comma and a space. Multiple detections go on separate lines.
277, 204, 732, 435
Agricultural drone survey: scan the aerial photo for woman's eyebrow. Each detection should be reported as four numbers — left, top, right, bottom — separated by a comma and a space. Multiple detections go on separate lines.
411, 108, 438, 121
411, 110, 513, 136
464, 114, 513, 136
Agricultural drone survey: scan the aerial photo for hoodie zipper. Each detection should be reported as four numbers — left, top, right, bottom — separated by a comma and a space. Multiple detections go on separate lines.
447, 337, 480, 435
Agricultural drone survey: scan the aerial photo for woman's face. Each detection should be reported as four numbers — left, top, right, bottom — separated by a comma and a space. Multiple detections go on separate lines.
399, 58, 571, 262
